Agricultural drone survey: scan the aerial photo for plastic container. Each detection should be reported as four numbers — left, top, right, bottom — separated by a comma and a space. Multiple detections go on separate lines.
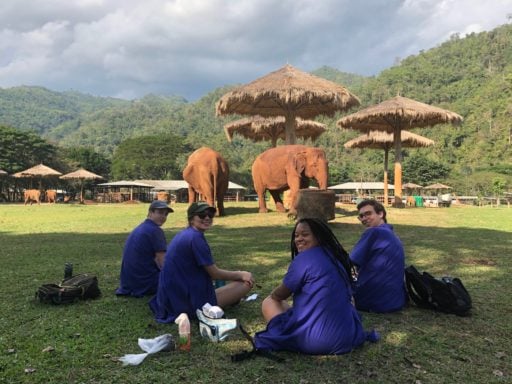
202, 303, 224, 319
174, 313, 190, 351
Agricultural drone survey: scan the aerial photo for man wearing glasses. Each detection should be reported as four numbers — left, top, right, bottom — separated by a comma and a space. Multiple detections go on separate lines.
349, 199, 407, 313
150, 202, 254, 323
116, 200, 173, 298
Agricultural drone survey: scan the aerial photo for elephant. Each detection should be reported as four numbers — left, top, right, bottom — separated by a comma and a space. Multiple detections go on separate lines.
251, 145, 329, 214
24, 189, 41, 205
183, 147, 229, 216
46, 189, 57, 203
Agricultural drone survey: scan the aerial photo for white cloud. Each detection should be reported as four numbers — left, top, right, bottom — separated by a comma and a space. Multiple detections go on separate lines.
0, 0, 510, 100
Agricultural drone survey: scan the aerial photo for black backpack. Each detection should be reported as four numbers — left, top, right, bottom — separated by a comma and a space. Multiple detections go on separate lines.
36, 273, 101, 305
405, 265, 472, 317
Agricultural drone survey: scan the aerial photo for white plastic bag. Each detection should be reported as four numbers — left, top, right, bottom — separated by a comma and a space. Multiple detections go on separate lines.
119, 333, 174, 366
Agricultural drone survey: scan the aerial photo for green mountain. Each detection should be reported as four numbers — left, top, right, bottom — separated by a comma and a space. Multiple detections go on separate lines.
1, 24, 511, 194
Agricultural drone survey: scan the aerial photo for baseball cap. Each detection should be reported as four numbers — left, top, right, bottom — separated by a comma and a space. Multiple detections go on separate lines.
149, 200, 174, 213
187, 202, 216, 218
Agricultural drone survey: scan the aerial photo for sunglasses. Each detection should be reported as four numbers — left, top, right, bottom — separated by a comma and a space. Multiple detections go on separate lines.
197, 211, 215, 219
358, 211, 373, 220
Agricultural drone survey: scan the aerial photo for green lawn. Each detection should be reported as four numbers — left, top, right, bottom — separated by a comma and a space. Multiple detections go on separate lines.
0, 202, 510, 383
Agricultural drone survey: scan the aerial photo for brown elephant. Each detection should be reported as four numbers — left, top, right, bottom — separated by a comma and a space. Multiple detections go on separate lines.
46, 189, 57, 203
24, 189, 41, 205
183, 147, 229, 216
251, 145, 328, 214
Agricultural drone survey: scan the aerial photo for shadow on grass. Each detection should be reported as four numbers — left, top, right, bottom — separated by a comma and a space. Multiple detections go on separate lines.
1, 218, 511, 384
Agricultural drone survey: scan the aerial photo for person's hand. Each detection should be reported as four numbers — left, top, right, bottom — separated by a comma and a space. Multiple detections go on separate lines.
239, 271, 254, 288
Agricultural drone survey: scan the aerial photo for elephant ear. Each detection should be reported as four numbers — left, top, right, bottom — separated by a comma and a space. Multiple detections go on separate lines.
289, 151, 307, 177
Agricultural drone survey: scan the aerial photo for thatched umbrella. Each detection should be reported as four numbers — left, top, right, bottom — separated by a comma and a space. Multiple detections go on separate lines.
224, 116, 326, 147
403, 182, 424, 195
403, 182, 423, 189
338, 95, 462, 205
216, 64, 359, 144
424, 182, 451, 194
60, 168, 104, 203
344, 130, 434, 205
12, 163, 62, 190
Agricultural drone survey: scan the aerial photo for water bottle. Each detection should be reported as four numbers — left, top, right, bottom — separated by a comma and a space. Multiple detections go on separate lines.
64, 263, 73, 279
175, 313, 191, 351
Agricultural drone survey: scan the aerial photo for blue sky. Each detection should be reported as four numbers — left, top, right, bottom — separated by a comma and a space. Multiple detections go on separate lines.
0, 0, 510, 100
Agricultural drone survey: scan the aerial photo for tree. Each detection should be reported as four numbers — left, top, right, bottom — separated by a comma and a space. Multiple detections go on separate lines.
0, 125, 58, 173
492, 177, 506, 206
61, 147, 111, 177
402, 155, 450, 186
111, 134, 186, 180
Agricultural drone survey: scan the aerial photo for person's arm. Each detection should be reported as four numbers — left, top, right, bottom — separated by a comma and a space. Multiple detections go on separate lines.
155, 251, 165, 270
204, 264, 254, 288
269, 283, 292, 301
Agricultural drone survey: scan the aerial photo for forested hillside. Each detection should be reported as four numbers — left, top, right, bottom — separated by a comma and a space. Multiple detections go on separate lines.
0, 24, 511, 195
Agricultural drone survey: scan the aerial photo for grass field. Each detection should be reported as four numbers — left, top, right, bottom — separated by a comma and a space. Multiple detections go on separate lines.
0, 202, 510, 383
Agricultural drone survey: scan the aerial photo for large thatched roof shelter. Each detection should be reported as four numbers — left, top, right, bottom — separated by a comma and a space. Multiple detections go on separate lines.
216, 64, 359, 144
13, 164, 62, 178
344, 130, 434, 204
60, 168, 104, 203
224, 116, 326, 147
338, 96, 462, 205
12, 163, 62, 190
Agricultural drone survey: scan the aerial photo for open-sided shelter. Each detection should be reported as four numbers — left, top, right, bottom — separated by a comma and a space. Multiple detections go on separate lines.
344, 130, 434, 205
12, 163, 62, 191
60, 168, 104, 203
337, 96, 462, 206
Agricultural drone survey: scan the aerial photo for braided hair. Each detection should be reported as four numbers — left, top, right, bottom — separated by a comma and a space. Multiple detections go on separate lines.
290, 218, 354, 281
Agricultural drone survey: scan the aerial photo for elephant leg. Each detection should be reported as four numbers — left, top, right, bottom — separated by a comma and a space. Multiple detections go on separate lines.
188, 187, 196, 204
217, 196, 225, 216
270, 190, 286, 212
256, 188, 268, 213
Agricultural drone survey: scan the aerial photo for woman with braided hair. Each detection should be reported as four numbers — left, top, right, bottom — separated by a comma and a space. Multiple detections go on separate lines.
254, 218, 378, 355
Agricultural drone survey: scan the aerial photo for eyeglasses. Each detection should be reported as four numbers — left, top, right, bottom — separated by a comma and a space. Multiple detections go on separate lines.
197, 211, 215, 219
358, 211, 373, 220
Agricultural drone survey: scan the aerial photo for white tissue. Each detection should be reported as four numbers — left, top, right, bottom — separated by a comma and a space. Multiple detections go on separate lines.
244, 293, 258, 302
119, 334, 174, 366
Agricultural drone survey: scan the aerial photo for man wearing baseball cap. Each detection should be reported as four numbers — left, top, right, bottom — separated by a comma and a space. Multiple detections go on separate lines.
116, 200, 173, 297
150, 201, 254, 323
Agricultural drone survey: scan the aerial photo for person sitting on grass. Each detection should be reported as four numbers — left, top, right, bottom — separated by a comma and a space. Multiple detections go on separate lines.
254, 218, 379, 355
116, 200, 173, 298
149, 202, 254, 323
350, 199, 408, 313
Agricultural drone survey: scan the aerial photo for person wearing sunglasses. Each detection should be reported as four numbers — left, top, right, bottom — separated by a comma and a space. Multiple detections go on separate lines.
349, 199, 407, 313
150, 202, 254, 323
116, 200, 173, 298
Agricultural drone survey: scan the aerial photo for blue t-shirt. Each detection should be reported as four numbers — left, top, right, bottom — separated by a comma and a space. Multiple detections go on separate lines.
350, 223, 407, 313
254, 246, 367, 355
149, 226, 217, 323
116, 219, 167, 297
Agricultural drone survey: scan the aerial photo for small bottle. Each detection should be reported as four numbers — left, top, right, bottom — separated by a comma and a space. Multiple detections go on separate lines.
64, 263, 73, 279
175, 313, 191, 351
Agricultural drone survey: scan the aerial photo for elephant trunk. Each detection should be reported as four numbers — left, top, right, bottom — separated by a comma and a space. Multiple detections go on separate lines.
316, 161, 328, 190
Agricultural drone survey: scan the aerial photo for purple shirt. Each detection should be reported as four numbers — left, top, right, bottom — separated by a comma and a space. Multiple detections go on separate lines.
254, 246, 367, 355
149, 226, 217, 323
350, 223, 407, 312
116, 219, 167, 297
